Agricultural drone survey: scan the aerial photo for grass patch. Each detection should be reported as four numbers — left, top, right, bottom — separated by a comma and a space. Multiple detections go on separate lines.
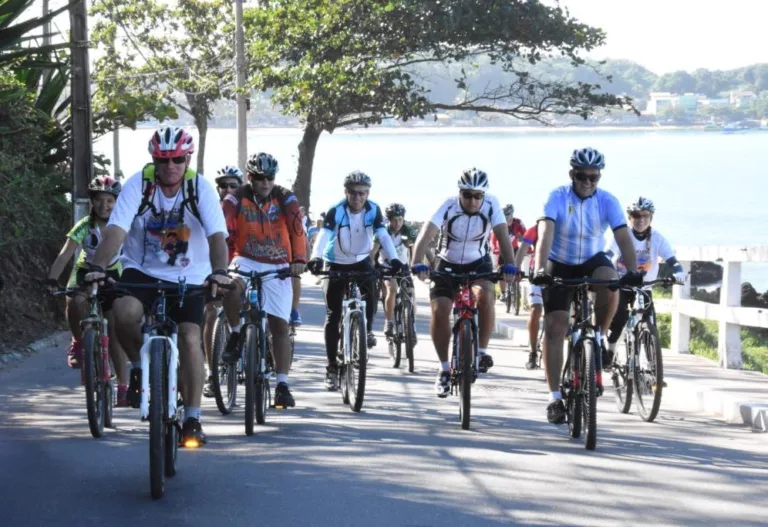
656, 314, 768, 374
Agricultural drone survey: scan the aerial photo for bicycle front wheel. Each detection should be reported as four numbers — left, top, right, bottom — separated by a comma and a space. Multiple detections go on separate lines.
391, 305, 402, 369
83, 327, 105, 439
613, 334, 633, 414
211, 310, 236, 415
634, 322, 663, 422
244, 325, 256, 436
505, 283, 513, 314
255, 324, 269, 424
582, 339, 598, 450
514, 281, 521, 316
458, 319, 474, 430
149, 339, 167, 499
404, 303, 415, 374
347, 312, 367, 412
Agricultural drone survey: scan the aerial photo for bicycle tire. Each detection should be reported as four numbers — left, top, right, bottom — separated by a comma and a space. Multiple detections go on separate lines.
613, 333, 633, 414
505, 283, 512, 314
210, 311, 236, 415
164, 352, 179, 478
255, 322, 269, 424
104, 380, 114, 429
404, 303, 415, 374
634, 322, 663, 422
391, 304, 402, 369
244, 325, 256, 436
347, 312, 367, 412
458, 319, 473, 430
149, 338, 166, 499
82, 327, 105, 439
583, 339, 598, 450
563, 347, 582, 439
514, 281, 521, 316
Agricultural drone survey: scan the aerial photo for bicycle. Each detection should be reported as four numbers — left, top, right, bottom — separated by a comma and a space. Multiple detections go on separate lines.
386, 274, 417, 373
49, 286, 114, 438
546, 276, 620, 450
610, 277, 679, 422
229, 267, 293, 436
113, 279, 208, 500
209, 306, 236, 415
316, 268, 398, 412
429, 269, 502, 430
504, 279, 521, 315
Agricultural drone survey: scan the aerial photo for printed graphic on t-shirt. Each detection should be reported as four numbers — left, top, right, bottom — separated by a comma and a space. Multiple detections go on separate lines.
145, 208, 192, 268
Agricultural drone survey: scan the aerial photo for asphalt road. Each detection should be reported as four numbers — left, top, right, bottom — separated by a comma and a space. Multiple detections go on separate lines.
1, 280, 766, 526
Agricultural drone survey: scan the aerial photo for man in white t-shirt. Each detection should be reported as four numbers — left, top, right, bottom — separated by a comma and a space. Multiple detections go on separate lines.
410, 168, 518, 397
604, 196, 687, 362
86, 126, 231, 447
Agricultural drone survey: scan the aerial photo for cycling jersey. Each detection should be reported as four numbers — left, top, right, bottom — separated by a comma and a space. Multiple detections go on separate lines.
312, 198, 398, 265
108, 169, 227, 285
222, 184, 307, 265
490, 218, 526, 253
606, 228, 675, 282
429, 193, 506, 265
375, 223, 417, 267
66, 216, 121, 272
541, 185, 626, 266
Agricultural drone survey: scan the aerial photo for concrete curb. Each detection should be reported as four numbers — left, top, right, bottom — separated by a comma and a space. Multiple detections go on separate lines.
0, 330, 70, 369
492, 318, 530, 348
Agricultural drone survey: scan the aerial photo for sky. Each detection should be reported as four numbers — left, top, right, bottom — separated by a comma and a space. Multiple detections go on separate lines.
26, 0, 768, 75
560, 0, 768, 74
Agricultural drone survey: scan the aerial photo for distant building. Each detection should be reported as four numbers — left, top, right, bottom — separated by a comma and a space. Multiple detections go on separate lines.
729, 90, 757, 108
646, 92, 677, 115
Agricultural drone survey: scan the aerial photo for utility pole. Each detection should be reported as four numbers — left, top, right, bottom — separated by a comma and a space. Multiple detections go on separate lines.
235, 0, 248, 171
42, 0, 51, 82
70, 0, 94, 222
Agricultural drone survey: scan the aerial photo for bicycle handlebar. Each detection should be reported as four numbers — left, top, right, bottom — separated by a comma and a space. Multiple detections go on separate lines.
428, 269, 503, 283
229, 267, 295, 281
315, 268, 402, 280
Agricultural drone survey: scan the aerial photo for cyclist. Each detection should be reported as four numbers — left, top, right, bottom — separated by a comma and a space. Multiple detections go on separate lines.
85, 126, 231, 446
46, 176, 130, 406
410, 168, 518, 397
203, 165, 243, 398
219, 152, 307, 408
604, 197, 688, 363
531, 147, 642, 425
514, 223, 544, 371
370, 203, 418, 338
490, 203, 525, 267
307, 171, 405, 391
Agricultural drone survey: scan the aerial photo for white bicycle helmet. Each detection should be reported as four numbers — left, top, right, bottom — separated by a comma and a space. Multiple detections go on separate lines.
458, 168, 489, 191
626, 196, 655, 214
215, 165, 244, 185
344, 170, 372, 188
570, 147, 605, 170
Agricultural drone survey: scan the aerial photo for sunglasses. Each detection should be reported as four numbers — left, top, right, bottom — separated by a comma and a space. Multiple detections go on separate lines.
573, 172, 600, 183
630, 212, 651, 219
460, 191, 485, 201
250, 173, 275, 181
346, 189, 368, 198
218, 182, 239, 190
155, 156, 187, 165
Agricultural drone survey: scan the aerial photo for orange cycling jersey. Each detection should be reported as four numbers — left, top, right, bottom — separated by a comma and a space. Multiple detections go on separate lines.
222, 184, 307, 264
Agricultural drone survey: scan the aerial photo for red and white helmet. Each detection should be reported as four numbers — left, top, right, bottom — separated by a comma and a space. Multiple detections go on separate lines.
148, 126, 195, 158
88, 175, 121, 198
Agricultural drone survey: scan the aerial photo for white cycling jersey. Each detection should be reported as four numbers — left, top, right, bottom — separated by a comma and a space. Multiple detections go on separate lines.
429, 193, 506, 265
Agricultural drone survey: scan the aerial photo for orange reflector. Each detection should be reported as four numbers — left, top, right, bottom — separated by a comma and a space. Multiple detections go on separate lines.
184, 439, 200, 448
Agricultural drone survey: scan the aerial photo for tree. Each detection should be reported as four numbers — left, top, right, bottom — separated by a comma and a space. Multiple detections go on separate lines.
654, 70, 697, 94
91, 0, 235, 171
245, 0, 635, 208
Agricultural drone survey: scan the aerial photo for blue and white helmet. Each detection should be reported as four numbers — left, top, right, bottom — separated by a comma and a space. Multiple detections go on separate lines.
458, 168, 489, 191
626, 196, 655, 214
215, 165, 243, 185
570, 147, 605, 170
246, 152, 279, 177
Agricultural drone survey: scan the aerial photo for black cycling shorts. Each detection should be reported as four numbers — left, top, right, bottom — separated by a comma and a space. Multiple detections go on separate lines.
429, 255, 493, 301
543, 252, 615, 313
118, 268, 205, 326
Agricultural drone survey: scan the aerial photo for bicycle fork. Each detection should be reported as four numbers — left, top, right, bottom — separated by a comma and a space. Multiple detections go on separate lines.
139, 332, 180, 422
341, 298, 365, 365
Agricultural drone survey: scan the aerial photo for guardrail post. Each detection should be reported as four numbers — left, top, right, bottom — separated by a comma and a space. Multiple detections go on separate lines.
718, 260, 742, 369
671, 260, 691, 353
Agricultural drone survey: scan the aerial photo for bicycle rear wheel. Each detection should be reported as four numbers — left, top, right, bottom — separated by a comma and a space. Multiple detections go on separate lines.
347, 312, 368, 412
458, 319, 474, 430
404, 303, 415, 374
244, 325, 256, 436
82, 327, 105, 439
613, 334, 633, 414
211, 310, 236, 415
149, 339, 167, 499
634, 322, 663, 422
583, 339, 598, 450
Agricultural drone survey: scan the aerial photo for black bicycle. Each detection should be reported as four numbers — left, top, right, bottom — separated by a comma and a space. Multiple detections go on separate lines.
610, 277, 679, 422
209, 306, 236, 415
387, 274, 417, 373
229, 267, 293, 436
548, 276, 620, 450
430, 269, 502, 430
112, 279, 208, 499
49, 286, 113, 438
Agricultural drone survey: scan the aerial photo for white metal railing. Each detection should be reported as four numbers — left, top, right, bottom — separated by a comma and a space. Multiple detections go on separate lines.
655, 245, 768, 369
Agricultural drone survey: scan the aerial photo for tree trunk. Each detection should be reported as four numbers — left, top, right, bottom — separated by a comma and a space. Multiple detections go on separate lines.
293, 121, 322, 211
194, 109, 208, 174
